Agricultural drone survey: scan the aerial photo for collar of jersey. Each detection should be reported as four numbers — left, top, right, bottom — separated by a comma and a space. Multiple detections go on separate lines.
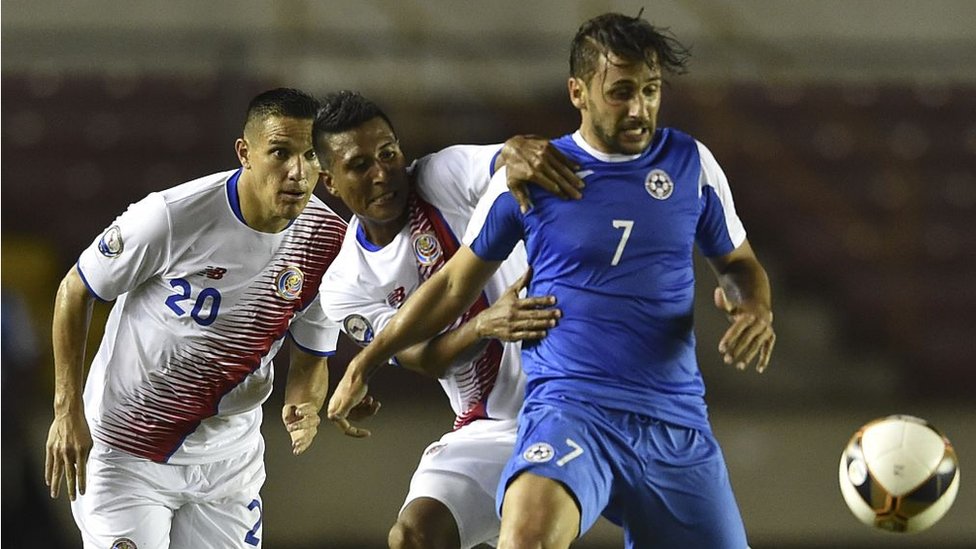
226, 168, 296, 231
356, 222, 385, 252
571, 131, 647, 163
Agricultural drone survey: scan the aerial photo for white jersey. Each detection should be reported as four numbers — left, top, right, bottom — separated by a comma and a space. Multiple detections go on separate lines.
77, 169, 345, 464
321, 145, 527, 427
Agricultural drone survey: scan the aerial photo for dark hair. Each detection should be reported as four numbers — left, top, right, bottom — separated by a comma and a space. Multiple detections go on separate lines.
312, 90, 396, 165
243, 87, 319, 132
570, 12, 690, 82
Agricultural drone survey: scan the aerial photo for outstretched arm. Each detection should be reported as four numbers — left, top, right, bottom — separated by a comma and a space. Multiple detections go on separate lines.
707, 239, 776, 373
393, 267, 558, 379
45, 266, 95, 500
327, 247, 500, 436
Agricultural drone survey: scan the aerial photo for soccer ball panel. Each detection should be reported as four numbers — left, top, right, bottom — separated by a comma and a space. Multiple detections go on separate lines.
862, 417, 946, 496
838, 414, 959, 533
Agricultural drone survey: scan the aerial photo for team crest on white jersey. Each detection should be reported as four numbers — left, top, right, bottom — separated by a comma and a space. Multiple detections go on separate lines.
424, 442, 447, 458
111, 538, 138, 549
98, 225, 124, 258
275, 265, 304, 300
644, 169, 674, 200
343, 314, 374, 346
412, 232, 442, 266
523, 442, 555, 463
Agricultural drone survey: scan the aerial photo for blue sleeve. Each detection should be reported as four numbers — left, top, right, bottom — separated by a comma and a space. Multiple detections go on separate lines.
469, 192, 524, 262
695, 185, 737, 258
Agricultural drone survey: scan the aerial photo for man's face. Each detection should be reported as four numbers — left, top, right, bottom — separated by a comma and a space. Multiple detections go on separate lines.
571, 51, 663, 155
237, 115, 319, 229
320, 117, 409, 228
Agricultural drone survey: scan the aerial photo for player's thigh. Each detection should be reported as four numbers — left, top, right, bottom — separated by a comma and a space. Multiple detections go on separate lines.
70, 445, 176, 549
497, 399, 613, 540
621, 421, 747, 549
398, 434, 512, 548
170, 494, 264, 549
498, 472, 579, 549
170, 443, 266, 549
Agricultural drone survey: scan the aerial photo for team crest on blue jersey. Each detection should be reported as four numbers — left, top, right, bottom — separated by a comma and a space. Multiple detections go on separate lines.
644, 169, 674, 200
343, 314, 374, 347
523, 442, 555, 463
110, 538, 138, 549
275, 265, 304, 300
412, 232, 442, 266
98, 225, 124, 258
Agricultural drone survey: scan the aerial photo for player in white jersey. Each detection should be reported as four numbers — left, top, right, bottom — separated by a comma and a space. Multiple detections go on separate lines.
44, 88, 378, 549
313, 91, 579, 549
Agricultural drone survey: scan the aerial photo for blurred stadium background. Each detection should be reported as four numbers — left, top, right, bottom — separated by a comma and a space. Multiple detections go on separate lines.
2, 1, 974, 547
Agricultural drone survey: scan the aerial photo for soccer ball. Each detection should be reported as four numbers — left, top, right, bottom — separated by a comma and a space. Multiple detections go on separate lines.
838, 414, 960, 533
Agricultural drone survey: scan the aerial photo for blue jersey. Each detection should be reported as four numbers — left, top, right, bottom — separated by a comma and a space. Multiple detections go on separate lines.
468, 129, 746, 431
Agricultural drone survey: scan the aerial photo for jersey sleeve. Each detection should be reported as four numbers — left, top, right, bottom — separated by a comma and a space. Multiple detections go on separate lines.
695, 140, 747, 257
464, 167, 525, 261
76, 192, 171, 301
319, 256, 403, 366
287, 296, 341, 356
411, 144, 503, 218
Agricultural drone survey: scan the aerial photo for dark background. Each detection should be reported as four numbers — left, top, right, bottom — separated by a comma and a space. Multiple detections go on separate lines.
3, 1, 974, 547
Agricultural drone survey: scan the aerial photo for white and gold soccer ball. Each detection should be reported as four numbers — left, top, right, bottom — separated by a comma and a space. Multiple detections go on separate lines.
839, 414, 960, 533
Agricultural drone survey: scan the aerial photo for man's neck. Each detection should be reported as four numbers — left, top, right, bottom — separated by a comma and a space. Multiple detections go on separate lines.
237, 173, 288, 233
359, 214, 408, 247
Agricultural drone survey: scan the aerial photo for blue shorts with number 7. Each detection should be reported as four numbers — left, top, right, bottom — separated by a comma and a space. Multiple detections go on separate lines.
496, 396, 748, 549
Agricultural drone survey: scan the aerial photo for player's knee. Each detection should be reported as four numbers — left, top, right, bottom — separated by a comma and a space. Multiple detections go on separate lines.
498, 516, 573, 549
388, 519, 454, 549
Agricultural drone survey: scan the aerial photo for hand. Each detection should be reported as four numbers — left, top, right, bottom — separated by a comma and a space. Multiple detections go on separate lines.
327, 365, 373, 438
282, 402, 322, 456
45, 409, 92, 500
714, 287, 776, 373
500, 135, 584, 213
347, 394, 382, 421
475, 268, 560, 341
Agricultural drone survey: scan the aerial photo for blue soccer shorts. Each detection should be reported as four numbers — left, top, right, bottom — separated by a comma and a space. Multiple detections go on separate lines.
497, 396, 748, 548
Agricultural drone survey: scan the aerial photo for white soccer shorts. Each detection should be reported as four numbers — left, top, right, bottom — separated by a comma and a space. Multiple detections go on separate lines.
400, 419, 517, 549
70, 439, 266, 549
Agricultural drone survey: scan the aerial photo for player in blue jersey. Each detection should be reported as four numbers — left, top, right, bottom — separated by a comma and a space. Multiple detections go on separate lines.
328, 12, 775, 549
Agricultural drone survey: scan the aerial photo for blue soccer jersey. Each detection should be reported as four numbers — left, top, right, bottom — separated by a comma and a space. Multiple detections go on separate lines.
468, 129, 746, 432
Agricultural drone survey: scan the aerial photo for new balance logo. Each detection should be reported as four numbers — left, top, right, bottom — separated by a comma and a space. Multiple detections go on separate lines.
203, 266, 228, 280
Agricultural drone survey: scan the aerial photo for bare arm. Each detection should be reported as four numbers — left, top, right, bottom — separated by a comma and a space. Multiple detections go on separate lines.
281, 343, 330, 456
392, 268, 558, 378
327, 247, 499, 436
45, 266, 95, 500
282, 342, 383, 451
706, 239, 776, 373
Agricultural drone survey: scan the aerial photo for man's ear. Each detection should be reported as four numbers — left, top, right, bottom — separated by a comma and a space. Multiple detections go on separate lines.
321, 172, 339, 196
235, 138, 250, 169
568, 77, 587, 110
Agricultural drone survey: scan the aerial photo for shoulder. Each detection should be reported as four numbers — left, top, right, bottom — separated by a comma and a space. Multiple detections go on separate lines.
156, 169, 237, 207
300, 194, 347, 227
411, 144, 500, 195
290, 196, 348, 259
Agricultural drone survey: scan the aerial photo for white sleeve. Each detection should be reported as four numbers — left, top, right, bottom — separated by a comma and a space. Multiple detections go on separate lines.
462, 166, 511, 246
319, 262, 398, 349
697, 140, 746, 248
288, 295, 341, 356
76, 192, 171, 301
412, 144, 502, 218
